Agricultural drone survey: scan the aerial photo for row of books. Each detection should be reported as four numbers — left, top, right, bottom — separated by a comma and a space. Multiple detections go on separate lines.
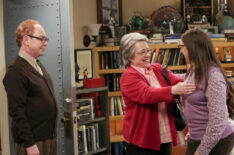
99, 48, 185, 71
149, 33, 229, 44
78, 124, 104, 154
76, 98, 95, 122
105, 74, 121, 92
99, 51, 123, 69
209, 33, 227, 41
163, 34, 181, 44
109, 96, 125, 116
224, 29, 234, 40
151, 48, 186, 67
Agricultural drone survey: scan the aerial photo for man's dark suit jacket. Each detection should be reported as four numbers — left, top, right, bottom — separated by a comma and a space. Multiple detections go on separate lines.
3, 56, 58, 147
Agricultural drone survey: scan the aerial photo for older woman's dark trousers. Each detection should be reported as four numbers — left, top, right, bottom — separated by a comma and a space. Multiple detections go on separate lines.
124, 142, 172, 155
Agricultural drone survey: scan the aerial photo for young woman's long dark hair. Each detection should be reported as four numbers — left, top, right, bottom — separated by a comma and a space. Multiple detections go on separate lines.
182, 28, 234, 118
182, 28, 226, 89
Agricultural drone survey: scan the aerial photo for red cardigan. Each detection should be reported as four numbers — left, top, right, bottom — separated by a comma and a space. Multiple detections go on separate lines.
120, 64, 183, 151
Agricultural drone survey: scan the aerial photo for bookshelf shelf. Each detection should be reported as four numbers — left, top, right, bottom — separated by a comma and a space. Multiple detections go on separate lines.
97, 65, 188, 74
110, 135, 125, 143
76, 87, 108, 94
93, 41, 234, 143
108, 91, 122, 97
98, 69, 125, 74
221, 63, 234, 68
213, 41, 234, 47
110, 115, 124, 120
149, 43, 178, 49
168, 65, 187, 70
83, 147, 108, 155
77, 117, 106, 126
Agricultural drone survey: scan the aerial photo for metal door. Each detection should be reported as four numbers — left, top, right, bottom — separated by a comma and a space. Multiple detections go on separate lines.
3, 0, 77, 154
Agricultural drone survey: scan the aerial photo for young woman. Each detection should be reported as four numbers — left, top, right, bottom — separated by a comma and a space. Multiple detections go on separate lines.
179, 28, 234, 155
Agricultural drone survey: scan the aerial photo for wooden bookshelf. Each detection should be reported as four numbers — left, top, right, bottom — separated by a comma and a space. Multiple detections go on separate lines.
108, 91, 122, 97
221, 63, 234, 68
110, 115, 124, 120
98, 69, 125, 74
97, 65, 188, 75
110, 135, 125, 143
93, 41, 234, 143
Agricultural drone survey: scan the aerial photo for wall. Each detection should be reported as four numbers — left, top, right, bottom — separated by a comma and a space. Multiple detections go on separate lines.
0, 0, 10, 154
73, 0, 181, 49
122, 0, 180, 25
230, 0, 234, 17
73, 0, 234, 50
73, 0, 97, 49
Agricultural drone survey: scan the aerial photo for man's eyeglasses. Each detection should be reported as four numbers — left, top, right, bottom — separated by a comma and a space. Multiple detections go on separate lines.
178, 44, 185, 48
27, 35, 49, 42
136, 49, 153, 56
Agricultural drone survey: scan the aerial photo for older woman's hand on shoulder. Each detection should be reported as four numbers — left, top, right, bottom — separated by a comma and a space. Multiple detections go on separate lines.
171, 82, 196, 95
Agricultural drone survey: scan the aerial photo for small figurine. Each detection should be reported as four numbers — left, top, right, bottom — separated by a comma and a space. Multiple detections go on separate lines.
224, 48, 232, 61
215, 47, 220, 60
83, 68, 88, 80
83, 68, 89, 88
108, 11, 117, 37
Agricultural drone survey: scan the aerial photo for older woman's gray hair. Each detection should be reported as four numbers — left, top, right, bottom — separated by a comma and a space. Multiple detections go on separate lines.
120, 32, 148, 67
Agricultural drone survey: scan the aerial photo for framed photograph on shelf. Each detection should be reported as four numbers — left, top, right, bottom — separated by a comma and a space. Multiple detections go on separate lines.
74, 49, 93, 82
97, 0, 122, 26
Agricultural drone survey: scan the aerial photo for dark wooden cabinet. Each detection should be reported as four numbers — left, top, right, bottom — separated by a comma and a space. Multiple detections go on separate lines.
76, 87, 111, 155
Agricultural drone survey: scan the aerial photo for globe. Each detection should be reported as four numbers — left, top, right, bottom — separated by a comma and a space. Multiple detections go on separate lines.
216, 15, 234, 33
151, 6, 185, 34
130, 12, 146, 30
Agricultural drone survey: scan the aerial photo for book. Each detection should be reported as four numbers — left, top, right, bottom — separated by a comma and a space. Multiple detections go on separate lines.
114, 96, 119, 116
210, 38, 227, 41
165, 51, 171, 66
93, 123, 100, 149
109, 97, 115, 116
86, 127, 91, 152
87, 126, 95, 151
150, 51, 156, 64
158, 50, 165, 64
84, 78, 105, 89
114, 142, 120, 155
153, 48, 160, 63
78, 129, 85, 153
162, 49, 169, 66
164, 34, 181, 39
209, 33, 225, 38
117, 96, 123, 115
167, 49, 176, 66
78, 125, 88, 153
172, 50, 179, 66
82, 93, 101, 118
77, 98, 95, 121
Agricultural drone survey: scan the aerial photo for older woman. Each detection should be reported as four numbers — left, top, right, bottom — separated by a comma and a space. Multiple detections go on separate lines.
120, 32, 196, 155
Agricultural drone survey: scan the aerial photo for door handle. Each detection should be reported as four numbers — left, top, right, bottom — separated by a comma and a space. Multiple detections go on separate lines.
61, 117, 69, 123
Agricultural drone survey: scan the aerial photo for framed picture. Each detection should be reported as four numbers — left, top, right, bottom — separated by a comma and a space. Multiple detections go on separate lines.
74, 49, 93, 81
97, 0, 122, 26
